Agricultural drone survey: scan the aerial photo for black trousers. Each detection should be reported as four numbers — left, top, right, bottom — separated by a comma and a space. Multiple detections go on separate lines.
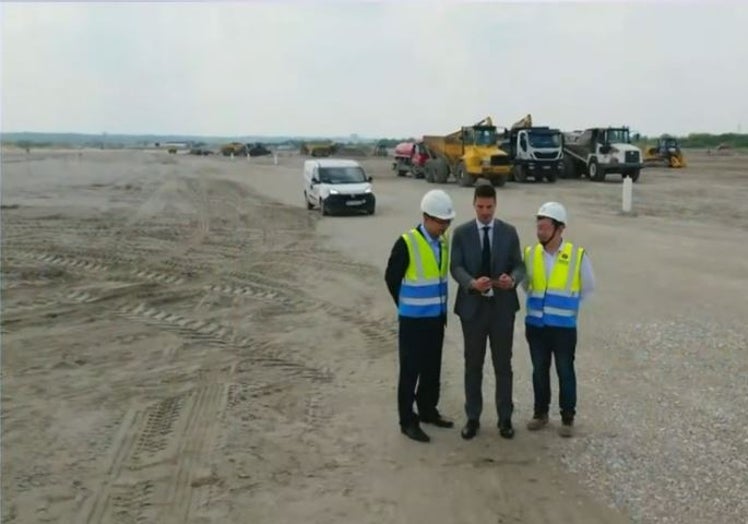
460, 299, 515, 423
525, 324, 577, 420
397, 315, 445, 428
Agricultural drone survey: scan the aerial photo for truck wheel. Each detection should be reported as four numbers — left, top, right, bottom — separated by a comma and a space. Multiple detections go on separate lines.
513, 165, 527, 183
397, 169, 407, 177
491, 176, 506, 187
434, 158, 450, 184
456, 162, 474, 187
425, 165, 435, 183
588, 159, 605, 182
563, 156, 578, 179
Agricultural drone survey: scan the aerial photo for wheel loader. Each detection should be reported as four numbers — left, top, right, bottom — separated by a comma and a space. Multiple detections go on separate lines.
643, 135, 686, 168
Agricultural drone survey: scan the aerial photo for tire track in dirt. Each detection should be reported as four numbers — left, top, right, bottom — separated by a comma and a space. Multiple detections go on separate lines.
8, 250, 195, 286
116, 302, 333, 383
80, 384, 226, 524
206, 272, 397, 358
6, 248, 396, 357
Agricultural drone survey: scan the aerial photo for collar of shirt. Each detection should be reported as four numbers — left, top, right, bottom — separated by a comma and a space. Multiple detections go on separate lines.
475, 218, 494, 233
418, 223, 442, 263
542, 239, 566, 257
420, 223, 442, 244
476, 218, 493, 249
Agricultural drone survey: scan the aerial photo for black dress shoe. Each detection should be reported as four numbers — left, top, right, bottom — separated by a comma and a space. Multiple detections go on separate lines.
401, 424, 430, 443
498, 420, 515, 439
461, 419, 480, 440
420, 415, 454, 428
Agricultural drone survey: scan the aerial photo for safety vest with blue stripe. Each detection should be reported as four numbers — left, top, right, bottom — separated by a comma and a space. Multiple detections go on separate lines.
397, 228, 449, 318
524, 242, 584, 328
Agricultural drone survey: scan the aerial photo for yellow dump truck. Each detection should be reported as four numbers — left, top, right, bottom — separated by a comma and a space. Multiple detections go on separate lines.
421, 117, 511, 187
221, 142, 248, 156
300, 141, 336, 157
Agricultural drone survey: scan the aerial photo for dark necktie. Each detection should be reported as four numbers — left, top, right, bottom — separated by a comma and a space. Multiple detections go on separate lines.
481, 225, 491, 277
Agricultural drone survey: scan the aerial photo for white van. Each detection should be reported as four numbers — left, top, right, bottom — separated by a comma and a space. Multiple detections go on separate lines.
303, 159, 376, 215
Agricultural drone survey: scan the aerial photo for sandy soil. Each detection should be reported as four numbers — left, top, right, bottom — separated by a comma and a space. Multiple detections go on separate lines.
2, 148, 746, 523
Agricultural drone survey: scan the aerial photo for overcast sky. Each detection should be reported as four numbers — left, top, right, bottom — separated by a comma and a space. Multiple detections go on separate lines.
2, 1, 747, 138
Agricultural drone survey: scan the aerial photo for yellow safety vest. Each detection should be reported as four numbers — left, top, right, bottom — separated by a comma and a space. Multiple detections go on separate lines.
524, 242, 584, 328
398, 227, 449, 318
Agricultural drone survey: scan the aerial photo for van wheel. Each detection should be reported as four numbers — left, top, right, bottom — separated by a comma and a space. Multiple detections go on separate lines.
304, 191, 313, 210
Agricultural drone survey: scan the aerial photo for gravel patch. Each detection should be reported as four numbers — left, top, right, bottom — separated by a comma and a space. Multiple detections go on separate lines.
550, 317, 747, 523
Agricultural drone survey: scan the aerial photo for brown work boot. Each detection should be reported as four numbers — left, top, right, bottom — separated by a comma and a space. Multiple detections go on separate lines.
558, 419, 574, 438
526, 414, 549, 431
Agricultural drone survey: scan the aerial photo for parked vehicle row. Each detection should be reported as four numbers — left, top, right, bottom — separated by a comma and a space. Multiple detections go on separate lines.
392, 114, 656, 186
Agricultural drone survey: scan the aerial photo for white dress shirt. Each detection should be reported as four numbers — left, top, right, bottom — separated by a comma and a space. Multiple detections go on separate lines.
476, 218, 495, 296
476, 218, 493, 251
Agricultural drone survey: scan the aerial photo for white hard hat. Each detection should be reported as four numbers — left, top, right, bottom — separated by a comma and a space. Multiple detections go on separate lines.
421, 189, 456, 220
536, 201, 567, 225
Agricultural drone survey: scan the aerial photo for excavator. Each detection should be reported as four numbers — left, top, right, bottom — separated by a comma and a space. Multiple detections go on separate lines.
643, 135, 686, 168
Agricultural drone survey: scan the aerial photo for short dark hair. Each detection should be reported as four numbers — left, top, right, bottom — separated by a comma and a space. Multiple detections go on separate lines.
473, 182, 496, 201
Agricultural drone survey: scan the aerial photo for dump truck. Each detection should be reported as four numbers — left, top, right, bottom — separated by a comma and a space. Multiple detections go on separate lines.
247, 143, 272, 157
643, 135, 686, 168
562, 126, 643, 182
421, 117, 512, 187
392, 141, 429, 178
500, 114, 564, 183
221, 142, 248, 157
300, 141, 336, 157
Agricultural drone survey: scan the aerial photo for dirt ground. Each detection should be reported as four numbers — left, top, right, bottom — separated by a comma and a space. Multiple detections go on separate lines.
2, 148, 746, 523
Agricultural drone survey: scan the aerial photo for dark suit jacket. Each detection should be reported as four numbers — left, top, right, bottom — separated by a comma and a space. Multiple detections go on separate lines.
450, 218, 526, 322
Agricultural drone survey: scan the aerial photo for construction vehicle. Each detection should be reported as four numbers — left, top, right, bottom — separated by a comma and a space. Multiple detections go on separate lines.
300, 141, 336, 157
392, 141, 429, 178
421, 117, 512, 187
221, 142, 248, 157
562, 126, 643, 182
500, 114, 564, 183
643, 135, 686, 168
247, 143, 272, 157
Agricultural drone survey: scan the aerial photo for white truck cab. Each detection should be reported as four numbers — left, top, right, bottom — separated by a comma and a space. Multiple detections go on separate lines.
303, 159, 376, 215
563, 127, 643, 182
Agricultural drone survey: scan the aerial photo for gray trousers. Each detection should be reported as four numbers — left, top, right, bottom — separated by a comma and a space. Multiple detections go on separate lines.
460, 299, 515, 422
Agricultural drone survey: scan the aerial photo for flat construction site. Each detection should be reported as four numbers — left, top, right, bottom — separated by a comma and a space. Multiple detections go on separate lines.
2, 148, 747, 523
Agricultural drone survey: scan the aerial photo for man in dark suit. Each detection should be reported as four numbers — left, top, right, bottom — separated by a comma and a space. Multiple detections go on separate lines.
450, 182, 526, 440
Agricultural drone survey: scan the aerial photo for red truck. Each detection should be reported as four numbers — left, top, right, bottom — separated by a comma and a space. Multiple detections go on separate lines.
392, 141, 429, 179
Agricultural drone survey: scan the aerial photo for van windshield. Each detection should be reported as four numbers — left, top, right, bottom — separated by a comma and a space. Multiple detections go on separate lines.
319, 166, 367, 184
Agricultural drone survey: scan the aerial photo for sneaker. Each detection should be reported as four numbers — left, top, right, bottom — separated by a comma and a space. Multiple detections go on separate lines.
558, 419, 574, 438
526, 414, 549, 431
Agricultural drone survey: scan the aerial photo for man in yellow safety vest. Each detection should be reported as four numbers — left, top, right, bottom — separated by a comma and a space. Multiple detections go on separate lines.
521, 202, 595, 437
385, 189, 456, 443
